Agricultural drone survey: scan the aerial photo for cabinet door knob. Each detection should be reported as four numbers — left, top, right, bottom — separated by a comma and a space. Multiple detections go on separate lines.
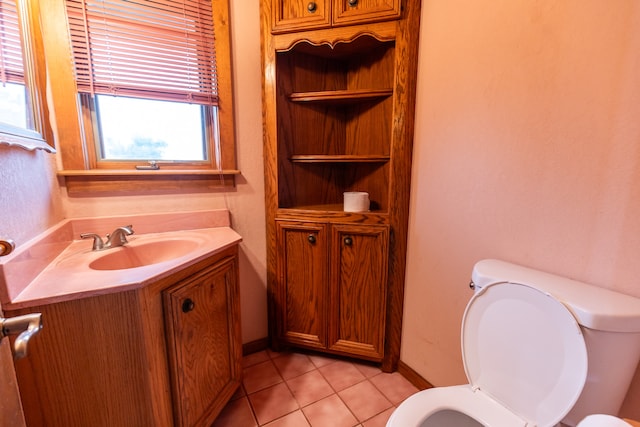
348, 0, 358, 6
343, 236, 353, 246
182, 298, 195, 313
307, 234, 316, 244
307, 2, 317, 12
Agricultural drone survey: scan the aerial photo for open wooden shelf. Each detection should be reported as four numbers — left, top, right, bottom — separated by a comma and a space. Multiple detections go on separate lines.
289, 154, 390, 163
289, 88, 393, 104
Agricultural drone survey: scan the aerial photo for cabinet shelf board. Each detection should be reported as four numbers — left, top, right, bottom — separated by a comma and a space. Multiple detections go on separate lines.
290, 155, 390, 163
276, 206, 389, 223
289, 89, 392, 104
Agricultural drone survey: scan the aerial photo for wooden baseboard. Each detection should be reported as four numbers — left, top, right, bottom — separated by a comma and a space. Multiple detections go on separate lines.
242, 337, 269, 356
397, 360, 434, 391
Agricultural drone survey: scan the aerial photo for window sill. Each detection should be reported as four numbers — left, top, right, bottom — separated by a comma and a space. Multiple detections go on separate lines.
0, 127, 56, 153
57, 169, 240, 195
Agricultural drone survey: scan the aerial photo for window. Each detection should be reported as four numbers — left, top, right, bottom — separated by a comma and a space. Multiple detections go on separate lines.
0, 0, 54, 152
44, 0, 236, 191
64, 0, 230, 170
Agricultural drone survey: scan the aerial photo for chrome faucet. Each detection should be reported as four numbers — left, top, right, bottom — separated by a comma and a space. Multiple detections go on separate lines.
106, 225, 134, 248
81, 225, 134, 251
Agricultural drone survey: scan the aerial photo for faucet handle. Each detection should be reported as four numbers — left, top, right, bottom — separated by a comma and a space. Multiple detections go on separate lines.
80, 233, 105, 250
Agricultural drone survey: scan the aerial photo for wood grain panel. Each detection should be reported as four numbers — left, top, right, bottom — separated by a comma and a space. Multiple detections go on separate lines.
329, 224, 389, 360
332, 0, 401, 26
0, 336, 26, 427
164, 256, 242, 427
276, 221, 328, 349
272, 0, 331, 33
10, 291, 159, 427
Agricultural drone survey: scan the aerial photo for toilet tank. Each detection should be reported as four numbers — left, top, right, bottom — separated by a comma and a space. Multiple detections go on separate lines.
471, 259, 640, 426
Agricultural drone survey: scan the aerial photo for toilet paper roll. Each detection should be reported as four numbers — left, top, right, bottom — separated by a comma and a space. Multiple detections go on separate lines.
343, 192, 370, 212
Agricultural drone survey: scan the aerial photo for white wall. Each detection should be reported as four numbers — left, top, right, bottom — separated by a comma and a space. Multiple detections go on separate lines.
402, 0, 640, 418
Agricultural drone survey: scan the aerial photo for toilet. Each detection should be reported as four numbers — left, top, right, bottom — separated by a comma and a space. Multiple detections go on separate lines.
388, 259, 640, 427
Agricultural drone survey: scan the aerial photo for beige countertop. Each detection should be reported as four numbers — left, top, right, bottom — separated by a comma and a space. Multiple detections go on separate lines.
0, 210, 241, 309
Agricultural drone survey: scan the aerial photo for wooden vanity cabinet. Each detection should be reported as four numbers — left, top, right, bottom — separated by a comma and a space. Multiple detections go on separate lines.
271, 0, 401, 33
275, 220, 389, 361
163, 255, 242, 427
7, 246, 241, 427
262, 0, 421, 371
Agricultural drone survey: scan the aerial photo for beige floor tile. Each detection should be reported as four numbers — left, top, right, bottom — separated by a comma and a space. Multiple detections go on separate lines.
362, 407, 396, 427
369, 371, 419, 405
248, 382, 299, 425
354, 362, 382, 379
286, 369, 334, 407
318, 360, 366, 391
302, 394, 359, 427
338, 380, 392, 422
211, 396, 257, 427
264, 410, 311, 427
307, 353, 338, 368
243, 360, 283, 394
272, 352, 316, 380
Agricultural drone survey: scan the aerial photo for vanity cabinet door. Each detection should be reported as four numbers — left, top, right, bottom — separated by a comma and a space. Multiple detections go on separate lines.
329, 223, 389, 360
272, 0, 331, 33
275, 220, 328, 350
163, 255, 242, 427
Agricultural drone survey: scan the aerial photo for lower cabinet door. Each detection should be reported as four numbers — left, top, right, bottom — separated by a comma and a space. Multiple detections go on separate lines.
275, 220, 328, 350
329, 223, 389, 360
163, 256, 242, 427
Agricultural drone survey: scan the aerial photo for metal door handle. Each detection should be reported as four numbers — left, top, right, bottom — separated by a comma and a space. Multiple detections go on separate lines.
1, 313, 43, 359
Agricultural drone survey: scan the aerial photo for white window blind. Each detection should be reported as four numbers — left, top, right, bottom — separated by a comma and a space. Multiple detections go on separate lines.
0, 0, 23, 85
66, 0, 219, 105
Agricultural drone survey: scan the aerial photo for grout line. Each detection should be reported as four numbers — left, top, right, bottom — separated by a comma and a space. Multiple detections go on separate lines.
244, 351, 401, 426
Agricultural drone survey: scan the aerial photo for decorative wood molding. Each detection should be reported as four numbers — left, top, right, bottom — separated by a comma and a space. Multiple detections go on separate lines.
273, 22, 397, 52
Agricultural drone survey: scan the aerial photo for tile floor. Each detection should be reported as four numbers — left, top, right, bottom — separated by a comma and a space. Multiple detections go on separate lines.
212, 349, 420, 427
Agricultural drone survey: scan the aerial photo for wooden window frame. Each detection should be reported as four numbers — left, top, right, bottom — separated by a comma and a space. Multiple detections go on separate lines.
39, 0, 238, 194
0, 0, 54, 153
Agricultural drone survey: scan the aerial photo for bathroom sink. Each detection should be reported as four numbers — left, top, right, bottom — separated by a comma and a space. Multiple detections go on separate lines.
89, 239, 200, 270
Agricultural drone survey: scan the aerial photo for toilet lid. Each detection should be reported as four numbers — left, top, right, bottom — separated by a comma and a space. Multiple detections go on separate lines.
462, 281, 588, 426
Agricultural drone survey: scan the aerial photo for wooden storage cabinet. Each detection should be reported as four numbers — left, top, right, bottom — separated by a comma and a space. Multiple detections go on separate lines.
263, 0, 421, 370
275, 220, 389, 361
8, 247, 241, 427
272, 0, 401, 33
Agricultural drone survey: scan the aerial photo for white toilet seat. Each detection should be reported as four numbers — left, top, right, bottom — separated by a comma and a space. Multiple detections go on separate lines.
387, 281, 589, 427
462, 282, 588, 426
387, 385, 528, 427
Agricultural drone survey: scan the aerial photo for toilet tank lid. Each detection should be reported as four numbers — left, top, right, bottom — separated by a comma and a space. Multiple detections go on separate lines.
471, 259, 640, 333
